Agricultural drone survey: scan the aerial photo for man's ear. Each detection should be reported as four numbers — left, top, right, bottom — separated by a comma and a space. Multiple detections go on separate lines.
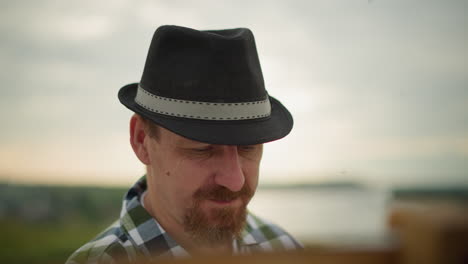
129, 114, 151, 165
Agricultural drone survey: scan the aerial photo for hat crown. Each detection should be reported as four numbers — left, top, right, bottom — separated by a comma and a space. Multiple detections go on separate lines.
140, 25, 266, 103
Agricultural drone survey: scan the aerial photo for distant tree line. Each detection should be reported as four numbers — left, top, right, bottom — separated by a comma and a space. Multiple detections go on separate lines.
0, 184, 126, 224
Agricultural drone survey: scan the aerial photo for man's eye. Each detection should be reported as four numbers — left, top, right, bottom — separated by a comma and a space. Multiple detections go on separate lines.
193, 148, 211, 152
238, 145, 256, 152
190, 147, 213, 155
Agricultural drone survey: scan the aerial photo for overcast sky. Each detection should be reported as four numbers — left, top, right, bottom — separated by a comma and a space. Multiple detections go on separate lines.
0, 0, 467, 187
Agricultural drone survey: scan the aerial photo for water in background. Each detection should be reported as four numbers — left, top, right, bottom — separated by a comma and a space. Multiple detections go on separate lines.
248, 187, 392, 248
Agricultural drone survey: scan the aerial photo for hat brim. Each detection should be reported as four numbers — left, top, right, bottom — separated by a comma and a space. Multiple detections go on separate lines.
118, 83, 293, 145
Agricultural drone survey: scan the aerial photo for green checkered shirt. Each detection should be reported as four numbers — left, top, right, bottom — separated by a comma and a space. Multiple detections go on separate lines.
66, 177, 302, 263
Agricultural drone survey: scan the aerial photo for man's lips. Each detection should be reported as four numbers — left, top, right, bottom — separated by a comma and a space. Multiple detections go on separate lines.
206, 197, 240, 205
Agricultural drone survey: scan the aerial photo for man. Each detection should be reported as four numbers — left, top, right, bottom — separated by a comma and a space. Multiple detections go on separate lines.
66, 25, 301, 264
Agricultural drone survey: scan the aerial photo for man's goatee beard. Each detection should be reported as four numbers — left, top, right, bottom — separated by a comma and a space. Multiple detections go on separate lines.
183, 184, 253, 246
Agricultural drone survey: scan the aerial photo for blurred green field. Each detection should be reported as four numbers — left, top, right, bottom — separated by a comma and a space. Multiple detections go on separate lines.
0, 219, 110, 264
0, 183, 126, 264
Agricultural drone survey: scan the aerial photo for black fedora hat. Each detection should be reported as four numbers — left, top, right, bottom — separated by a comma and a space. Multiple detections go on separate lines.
118, 25, 293, 145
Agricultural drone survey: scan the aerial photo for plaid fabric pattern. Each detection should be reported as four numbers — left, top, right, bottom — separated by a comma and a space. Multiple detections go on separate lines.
66, 177, 302, 264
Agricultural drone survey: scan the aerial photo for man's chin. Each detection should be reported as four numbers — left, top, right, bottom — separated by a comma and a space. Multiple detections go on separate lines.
207, 207, 241, 225
184, 202, 248, 244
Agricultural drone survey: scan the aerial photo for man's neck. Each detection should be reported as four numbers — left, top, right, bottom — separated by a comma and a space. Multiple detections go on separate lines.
143, 190, 233, 255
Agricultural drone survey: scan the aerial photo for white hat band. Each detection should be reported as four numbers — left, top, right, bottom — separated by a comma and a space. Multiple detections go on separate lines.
135, 85, 271, 120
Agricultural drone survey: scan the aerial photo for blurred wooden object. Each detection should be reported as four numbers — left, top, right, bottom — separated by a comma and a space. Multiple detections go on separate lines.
134, 248, 397, 264
389, 201, 468, 264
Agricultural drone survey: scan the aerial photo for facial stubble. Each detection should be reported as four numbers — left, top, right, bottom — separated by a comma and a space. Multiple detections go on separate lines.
183, 184, 253, 246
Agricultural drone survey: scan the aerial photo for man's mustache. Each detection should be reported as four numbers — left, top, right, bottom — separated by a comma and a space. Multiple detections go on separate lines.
193, 184, 253, 202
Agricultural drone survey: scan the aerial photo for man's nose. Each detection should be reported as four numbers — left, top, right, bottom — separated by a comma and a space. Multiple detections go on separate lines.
214, 146, 245, 192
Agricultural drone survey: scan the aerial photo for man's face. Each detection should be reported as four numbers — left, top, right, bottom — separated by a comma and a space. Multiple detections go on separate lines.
144, 126, 262, 245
